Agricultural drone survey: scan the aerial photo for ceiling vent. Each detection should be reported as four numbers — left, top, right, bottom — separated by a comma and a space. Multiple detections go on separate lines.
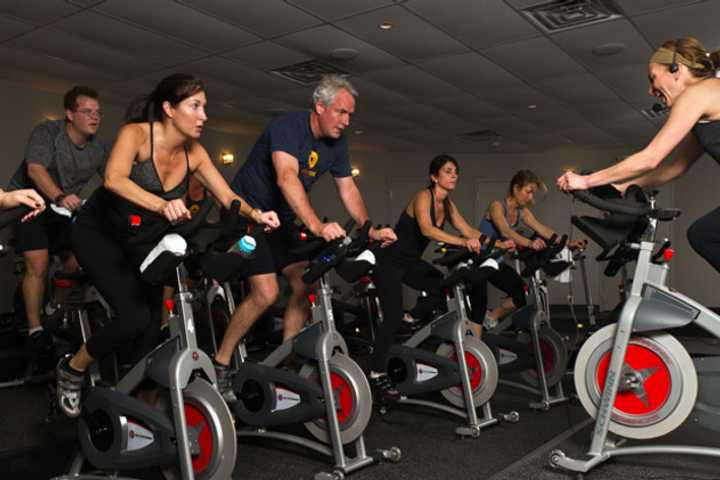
457, 129, 502, 144
271, 60, 349, 86
518, 0, 623, 33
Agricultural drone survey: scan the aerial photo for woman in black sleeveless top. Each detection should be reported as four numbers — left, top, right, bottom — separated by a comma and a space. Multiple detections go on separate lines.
56, 74, 280, 417
557, 36, 720, 275
369, 154, 513, 400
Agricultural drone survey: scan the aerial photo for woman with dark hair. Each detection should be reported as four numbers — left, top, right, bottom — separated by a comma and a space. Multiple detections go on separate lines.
368, 154, 513, 400
557, 36, 720, 274
55, 73, 280, 417
478, 170, 585, 328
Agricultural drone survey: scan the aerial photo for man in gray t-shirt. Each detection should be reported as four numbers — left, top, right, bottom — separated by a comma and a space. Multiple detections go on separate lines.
7, 86, 108, 360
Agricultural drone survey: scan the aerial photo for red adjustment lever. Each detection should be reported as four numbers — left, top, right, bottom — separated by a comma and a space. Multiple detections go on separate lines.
299, 232, 308, 241
164, 299, 175, 313
129, 214, 142, 227
522, 284, 529, 293
308, 293, 317, 304
663, 248, 675, 262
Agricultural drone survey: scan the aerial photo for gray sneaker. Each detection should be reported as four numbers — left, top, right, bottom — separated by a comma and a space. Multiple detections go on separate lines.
56, 355, 85, 418
213, 361, 237, 403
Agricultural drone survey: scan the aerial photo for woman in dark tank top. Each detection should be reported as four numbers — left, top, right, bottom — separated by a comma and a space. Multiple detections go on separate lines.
55, 73, 280, 418
368, 154, 514, 400
557, 36, 720, 277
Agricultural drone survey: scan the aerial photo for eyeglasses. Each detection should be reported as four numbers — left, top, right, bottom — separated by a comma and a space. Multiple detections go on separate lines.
76, 109, 103, 118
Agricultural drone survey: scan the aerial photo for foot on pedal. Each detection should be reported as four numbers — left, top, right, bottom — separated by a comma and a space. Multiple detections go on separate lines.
213, 360, 237, 403
56, 355, 85, 418
369, 374, 401, 402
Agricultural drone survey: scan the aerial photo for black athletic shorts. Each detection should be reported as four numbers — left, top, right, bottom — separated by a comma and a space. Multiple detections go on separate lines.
13, 208, 73, 254
232, 221, 306, 277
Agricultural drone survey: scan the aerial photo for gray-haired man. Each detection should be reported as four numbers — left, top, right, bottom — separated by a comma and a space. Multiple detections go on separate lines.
209, 75, 395, 398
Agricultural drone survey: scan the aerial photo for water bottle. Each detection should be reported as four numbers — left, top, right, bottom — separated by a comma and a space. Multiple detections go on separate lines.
229, 235, 256, 257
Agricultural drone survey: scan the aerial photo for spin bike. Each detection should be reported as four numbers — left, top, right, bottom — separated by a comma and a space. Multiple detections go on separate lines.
382, 235, 517, 437
228, 221, 400, 480
485, 235, 573, 411
54, 198, 238, 480
550, 186, 720, 473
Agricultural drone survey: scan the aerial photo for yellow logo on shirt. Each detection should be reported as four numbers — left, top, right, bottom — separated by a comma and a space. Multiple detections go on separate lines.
308, 150, 319, 169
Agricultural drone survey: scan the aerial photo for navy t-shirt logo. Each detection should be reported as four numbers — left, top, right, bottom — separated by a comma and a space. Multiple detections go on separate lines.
303, 150, 319, 177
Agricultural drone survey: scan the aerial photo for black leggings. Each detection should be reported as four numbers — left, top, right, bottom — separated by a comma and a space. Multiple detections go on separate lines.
466, 262, 527, 324
687, 207, 720, 274
71, 216, 163, 363
370, 254, 445, 372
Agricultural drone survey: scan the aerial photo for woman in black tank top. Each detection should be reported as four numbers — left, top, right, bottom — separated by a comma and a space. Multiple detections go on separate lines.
557, 36, 720, 277
369, 154, 500, 399
56, 74, 280, 418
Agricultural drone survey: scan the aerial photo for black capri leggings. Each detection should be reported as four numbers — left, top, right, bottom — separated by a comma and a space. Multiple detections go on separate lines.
370, 253, 445, 372
687, 207, 720, 274
71, 215, 163, 363
466, 262, 527, 324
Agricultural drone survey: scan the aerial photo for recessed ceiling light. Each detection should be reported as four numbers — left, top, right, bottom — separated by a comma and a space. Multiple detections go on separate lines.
354, 130, 364, 135
379, 21, 393, 30
527, 104, 537, 110
592, 42, 626, 57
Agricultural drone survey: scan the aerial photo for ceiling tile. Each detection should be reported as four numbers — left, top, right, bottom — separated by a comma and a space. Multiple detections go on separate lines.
425, 94, 504, 120
405, 0, 540, 49
615, 0, 708, 16
634, 1, 720, 49
364, 65, 465, 100
275, 25, 404, 73
287, 0, 396, 21
595, 64, 653, 105
0, 14, 34, 42
419, 53, 525, 94
7, 28, 155, 78
223, 41, 312, 71
183, 57, 292, 94
176, 0, 321, 38
483, 36, 585, 82
52, 11, 206, 65
0, 0, 86, 25
536, 73, 619, 105
348, 77, 414, 108
0, 45, 118, 86
392, 103, 466, 132
558, 126, 621, 146
355, 111, 416, 131
552, 19, 653, 71
336, 5, 469, 61
95, 0, 260, 52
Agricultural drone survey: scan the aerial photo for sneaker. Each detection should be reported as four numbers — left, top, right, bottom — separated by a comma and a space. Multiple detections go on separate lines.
213, 361, 237, 403
56, 355, 85, 418
369, 374, 402, 402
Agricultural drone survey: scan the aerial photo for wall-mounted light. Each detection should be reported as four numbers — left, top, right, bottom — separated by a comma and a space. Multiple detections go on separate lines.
45, 113, 60, 121
351, 167, 360, 177
220, 151, 234, 165
379, 21, 393, 30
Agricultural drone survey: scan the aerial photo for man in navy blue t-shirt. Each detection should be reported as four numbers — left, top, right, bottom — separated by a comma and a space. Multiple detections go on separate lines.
213, 76, 396, 390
